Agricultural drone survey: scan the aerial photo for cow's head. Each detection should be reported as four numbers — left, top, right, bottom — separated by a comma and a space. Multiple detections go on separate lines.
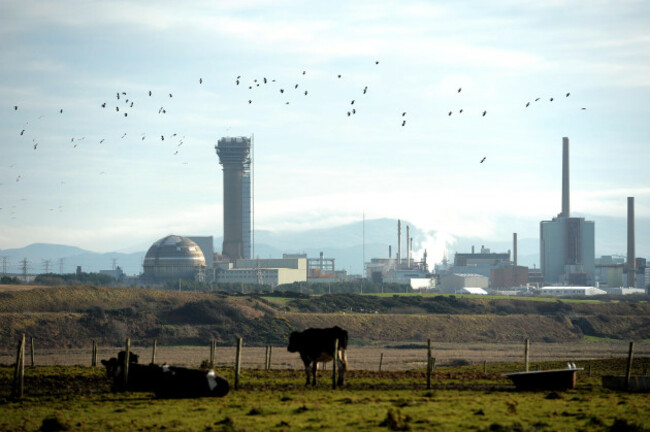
101, 351, 139, 378
287, 331, 301, 352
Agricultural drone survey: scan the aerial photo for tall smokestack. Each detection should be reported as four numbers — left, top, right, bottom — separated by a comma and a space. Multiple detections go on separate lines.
562, 137, 570, 218
397, 220, 401, 265
389, 245, 392, 259
513, 233, 518, 267
406, 225, 411, 266
627, 197, 636, 288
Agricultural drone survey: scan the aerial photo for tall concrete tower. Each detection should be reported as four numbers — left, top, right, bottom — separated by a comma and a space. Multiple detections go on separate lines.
216, 137, 251, 262
627, 196, 636, 288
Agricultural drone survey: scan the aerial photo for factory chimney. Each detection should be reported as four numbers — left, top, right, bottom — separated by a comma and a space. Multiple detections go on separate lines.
562, 137, 570, 218
627, 197, 636, 288
513, 233, 518, 267
397, 220, 401, 265
406, 225, 411, 267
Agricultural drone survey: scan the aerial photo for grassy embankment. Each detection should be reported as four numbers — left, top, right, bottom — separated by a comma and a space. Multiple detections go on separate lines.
2, 285, 650, 351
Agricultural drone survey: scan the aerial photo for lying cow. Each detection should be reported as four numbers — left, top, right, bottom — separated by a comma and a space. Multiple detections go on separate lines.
101, 351, 229, 398
287, 326, 348, 386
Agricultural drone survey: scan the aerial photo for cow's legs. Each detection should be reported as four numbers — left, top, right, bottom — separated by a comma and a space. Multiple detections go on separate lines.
337, 349, 347, 386
311, 361, 318, 386
303, 361, 311, 386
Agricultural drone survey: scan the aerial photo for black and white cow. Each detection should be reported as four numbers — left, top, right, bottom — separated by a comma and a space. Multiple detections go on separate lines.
101, 351, 229, 398
287, 326, 348, 386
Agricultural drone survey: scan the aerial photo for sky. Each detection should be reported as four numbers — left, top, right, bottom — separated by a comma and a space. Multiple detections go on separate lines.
1, 0, 649, 264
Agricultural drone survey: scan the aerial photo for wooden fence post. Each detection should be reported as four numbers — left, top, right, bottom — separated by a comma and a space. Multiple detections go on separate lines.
426, 339, 432, 389
267, 346, 272, 370
235, 338, 242, 390
30, 337, 35, 367
588, 362, 592, 377
151, 339, 157, 365
124, 338, 131, 389
264, 345, 269, 370
91, 340, 97, 367
625, 341, 634, 390
210, 339, 216, 369
332, 338, 339, 390
483, 360, 487, 374
12, 334, 25, 399
378, 353, 384, 373
524, 338, 530, 372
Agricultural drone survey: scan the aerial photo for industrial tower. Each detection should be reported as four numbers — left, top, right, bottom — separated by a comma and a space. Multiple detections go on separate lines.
540, 137, 595, 285
216, 136, 252, 262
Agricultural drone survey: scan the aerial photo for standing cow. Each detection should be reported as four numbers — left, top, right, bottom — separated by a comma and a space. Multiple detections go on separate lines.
287, 326, 348, 386
101, 351, 229, 398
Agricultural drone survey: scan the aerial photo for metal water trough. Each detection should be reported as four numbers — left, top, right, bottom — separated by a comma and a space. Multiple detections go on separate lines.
504, 365, 582, 391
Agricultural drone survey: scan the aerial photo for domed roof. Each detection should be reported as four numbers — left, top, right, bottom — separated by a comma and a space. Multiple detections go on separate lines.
143, 235, 206, 267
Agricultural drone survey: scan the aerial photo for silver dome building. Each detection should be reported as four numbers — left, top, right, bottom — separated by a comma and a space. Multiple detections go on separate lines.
143, 235, 206, 281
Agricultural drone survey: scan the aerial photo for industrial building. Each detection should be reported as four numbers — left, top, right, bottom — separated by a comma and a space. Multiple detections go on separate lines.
213, 255, 307, 287
216, 136, 252, 261
365, 219, 433, 287
540, 137, 595, 285
439, 273, 489, 294
142, 235, 207, 282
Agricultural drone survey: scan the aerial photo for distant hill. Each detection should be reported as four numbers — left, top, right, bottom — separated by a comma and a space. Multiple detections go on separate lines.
2, 215, 646, 276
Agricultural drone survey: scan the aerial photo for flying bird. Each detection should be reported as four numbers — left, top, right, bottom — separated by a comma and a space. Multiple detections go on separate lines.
550, 97, 554, 102
264, 77, 267, 83
525, 102, 530, 107
248, 100, 252, 104
482, 110, 487, 116
14, 105, 18, 110
302, 71, 306, 75
124, 113, 127, 117
448, 111, 452, 116
295, 84, 299, 89
459, 109, 463, 113
347, 111, 351, 117
402, 112, 406, 116
236, 80, 240, 85
101, 103, 106, 108
581, 107, 587, 110
149, 90, 152, 96
363, 86, 368, 94
402, 120, 406, 126
280, 89, 284, 93
375, 60, 379, 64
480, 157, 486, 163
33, 143, 38, 150
199, 78, 203, 84
535, 98, 540, 101
20, 129, 25, 135
351, 100, 355, 105
566, 92, 570, 97
304, 91, 308, 95
352, 109, 356, 114
59, 109, 63, 113
116, 106, 119, 112
458, 88, 462, 93
337, 74, 342, 78
100, 139, 105, 143
169, 93, 173, 98
161, 135, 164, 141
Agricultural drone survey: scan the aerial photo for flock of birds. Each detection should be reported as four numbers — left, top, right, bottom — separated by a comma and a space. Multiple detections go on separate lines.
3, 59, 587, 219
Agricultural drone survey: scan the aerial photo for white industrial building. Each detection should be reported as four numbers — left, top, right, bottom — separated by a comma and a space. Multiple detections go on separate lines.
213, 256, 307, 287
439, 273, 489, 294
540, 286, 606, 296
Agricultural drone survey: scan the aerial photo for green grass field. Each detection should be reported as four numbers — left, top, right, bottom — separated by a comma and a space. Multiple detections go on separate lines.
1, 360, 649, 431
